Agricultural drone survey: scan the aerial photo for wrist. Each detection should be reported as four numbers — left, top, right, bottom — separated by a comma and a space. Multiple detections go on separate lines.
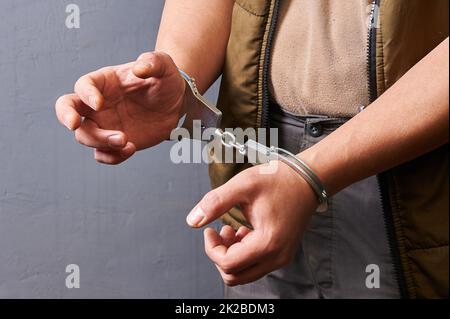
298, 146, 339, 196
178, 73, 188, 118
267, 146, 329, 212
275, 160, 321, 212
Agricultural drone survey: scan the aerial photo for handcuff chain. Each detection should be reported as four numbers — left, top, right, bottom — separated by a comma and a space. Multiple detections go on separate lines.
213, 130, 329, 212
215, 129, 247, 155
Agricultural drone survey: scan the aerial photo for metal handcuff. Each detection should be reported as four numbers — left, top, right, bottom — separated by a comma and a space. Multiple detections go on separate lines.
178, 69, 329, 213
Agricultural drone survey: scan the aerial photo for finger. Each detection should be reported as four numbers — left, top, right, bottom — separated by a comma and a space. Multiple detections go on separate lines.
235, 226, 251, 242
74, 71, 106, 111
186, 177, 249, 228
204, 228, 268, 275
217, 262, 273, 287
133, 52, 174, 79
94, 142, 136, 165
55, 94, 94, 130
204, 227, 227, 258
75, 119, 128, 149
220, 225, 237, 248
219, 247, 293, 286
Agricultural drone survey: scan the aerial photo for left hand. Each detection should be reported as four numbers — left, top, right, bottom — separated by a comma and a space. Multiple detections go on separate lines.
186, 160, 319, 286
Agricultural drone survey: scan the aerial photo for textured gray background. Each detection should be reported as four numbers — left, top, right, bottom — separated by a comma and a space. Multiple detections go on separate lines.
0, 0, 223, 298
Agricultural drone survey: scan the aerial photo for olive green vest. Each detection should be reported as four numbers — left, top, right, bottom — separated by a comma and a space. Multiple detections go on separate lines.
209, 0, 449, 298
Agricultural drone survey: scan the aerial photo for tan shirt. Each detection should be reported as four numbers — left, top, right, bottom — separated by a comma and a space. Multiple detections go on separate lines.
270, 0, 370, 117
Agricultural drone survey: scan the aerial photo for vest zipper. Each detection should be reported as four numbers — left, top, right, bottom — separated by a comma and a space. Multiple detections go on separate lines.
367, 0, 409, 298
367, 0, 379, 103
260, 0, 281, 129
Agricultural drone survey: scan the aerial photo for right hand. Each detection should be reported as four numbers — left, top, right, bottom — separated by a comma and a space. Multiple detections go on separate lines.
55, 52, 186, 164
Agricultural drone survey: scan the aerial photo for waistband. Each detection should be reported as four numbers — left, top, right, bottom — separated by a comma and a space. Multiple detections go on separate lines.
270, 101, 351, 126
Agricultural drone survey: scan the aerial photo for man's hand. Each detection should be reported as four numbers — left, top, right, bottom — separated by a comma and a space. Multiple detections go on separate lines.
186, 161, 318, 286
55, 52, 186, 164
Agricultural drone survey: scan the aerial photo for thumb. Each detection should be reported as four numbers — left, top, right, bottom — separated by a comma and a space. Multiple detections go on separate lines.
186, 182, 245, 229
132, 51, 173, 79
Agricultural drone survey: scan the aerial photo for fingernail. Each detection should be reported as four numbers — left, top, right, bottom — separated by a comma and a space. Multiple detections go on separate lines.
137, 61, 153, 70
88, 96, 97, 110
108, 134, 124, 147
63, 114, 73, 130
187, 206, 206, 227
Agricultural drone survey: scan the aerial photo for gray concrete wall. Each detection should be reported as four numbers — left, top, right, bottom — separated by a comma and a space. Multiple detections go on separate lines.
0, 0, 222, 298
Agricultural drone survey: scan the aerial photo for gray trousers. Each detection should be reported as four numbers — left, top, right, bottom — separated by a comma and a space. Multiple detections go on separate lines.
225, 104, 400, 299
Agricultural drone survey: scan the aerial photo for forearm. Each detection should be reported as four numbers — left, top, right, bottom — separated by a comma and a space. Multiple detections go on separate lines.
301, 37, 449, 196
156, 0, 234, 94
